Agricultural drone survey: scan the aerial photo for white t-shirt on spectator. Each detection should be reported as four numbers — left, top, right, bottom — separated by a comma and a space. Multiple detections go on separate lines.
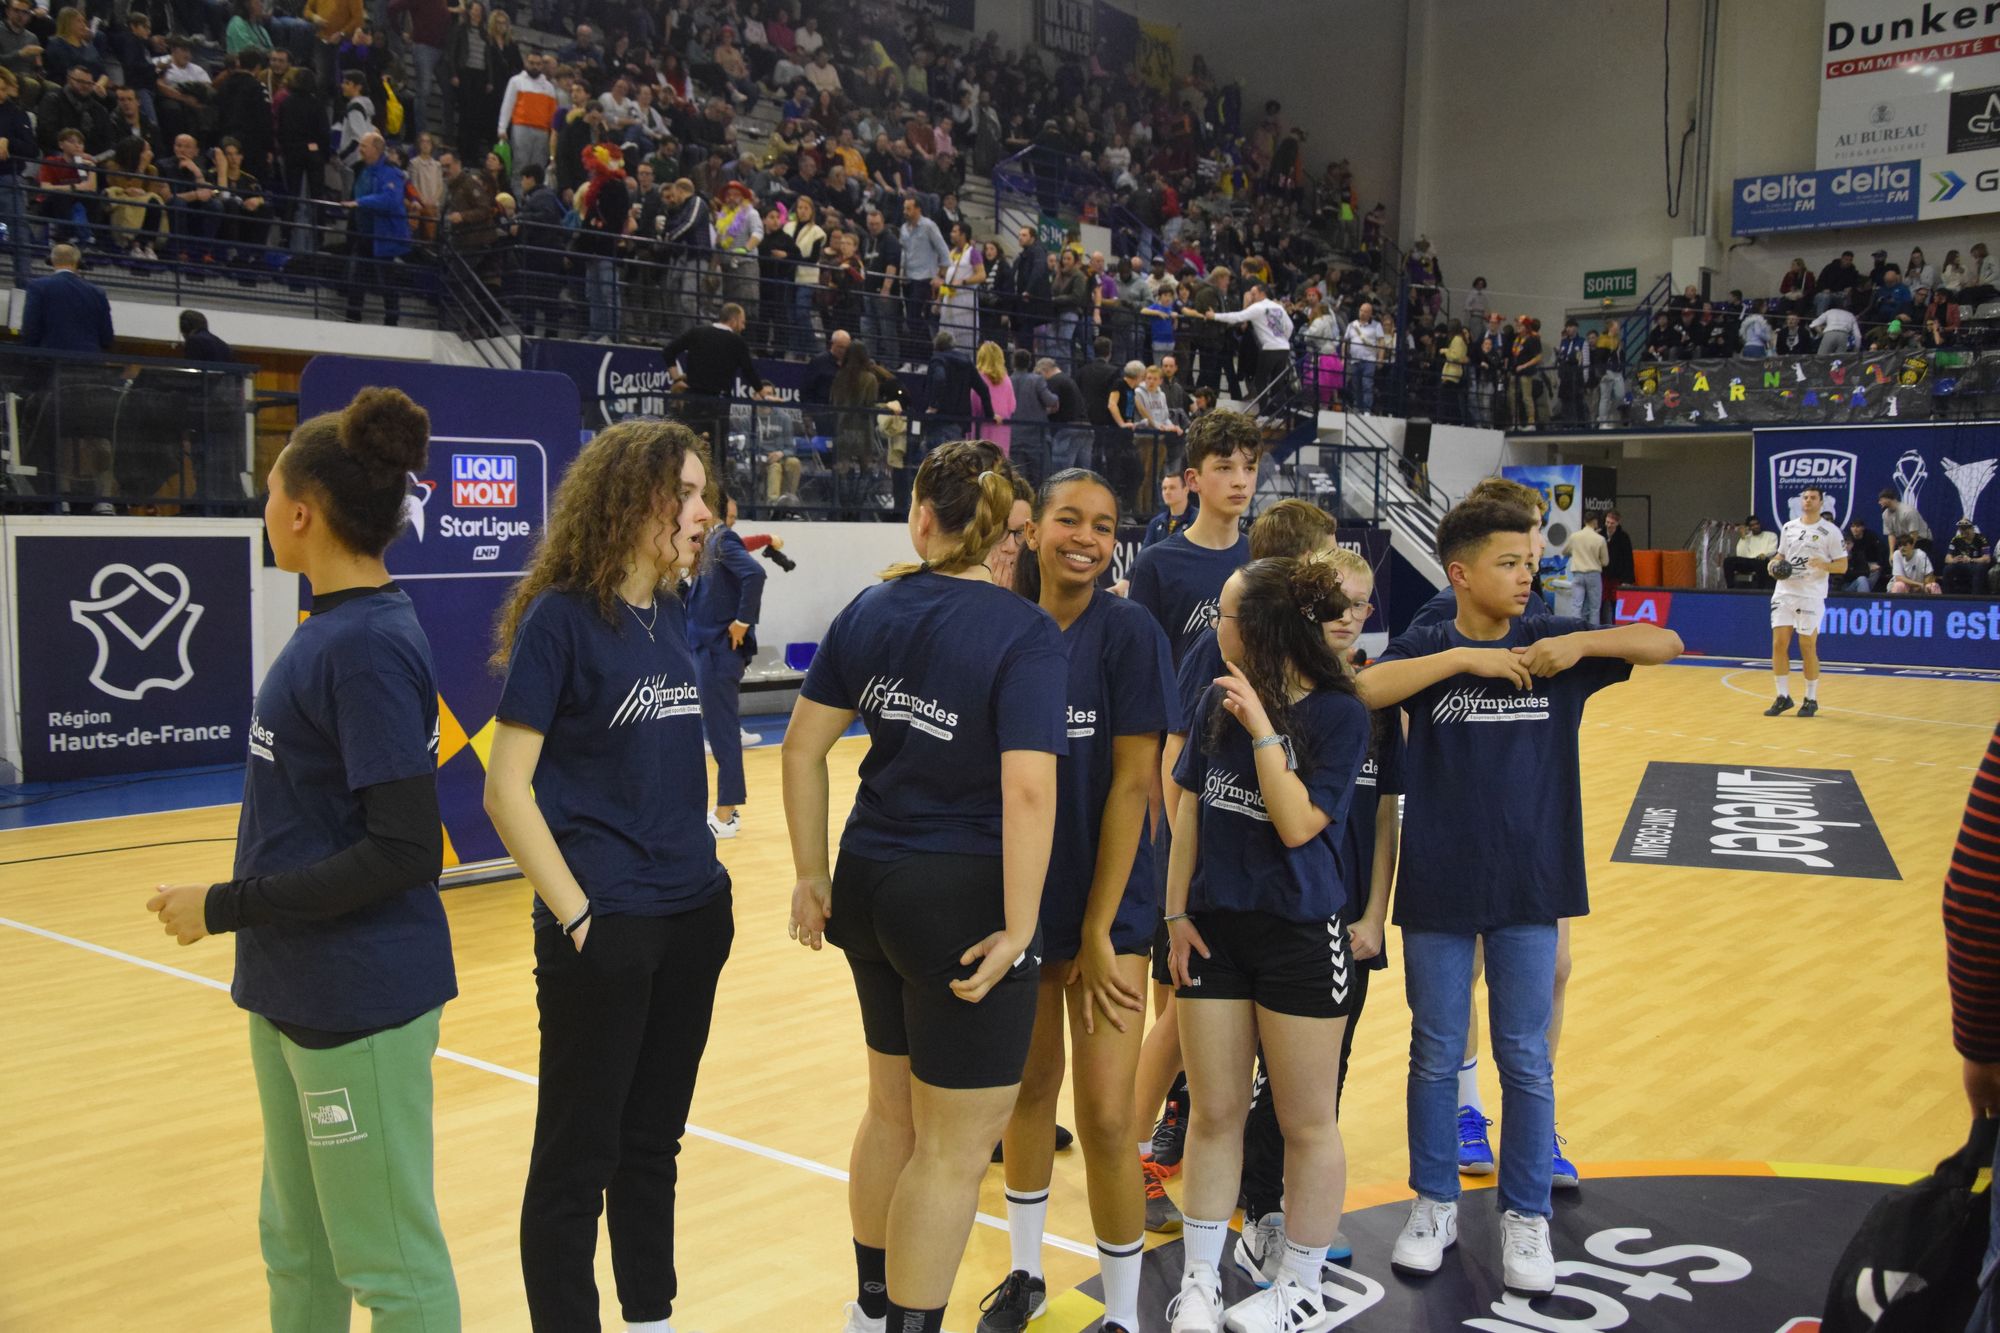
599, 92, 640, 126
1345, 318, 1386, 362
794, 27, 823, 54
1893, 546, 1934, 584
160, 58, 211, 87
1212, 298, 1295, 352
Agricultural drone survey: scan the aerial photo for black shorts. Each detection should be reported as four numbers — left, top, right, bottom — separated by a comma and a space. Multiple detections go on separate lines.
1175, 908, 1359, 1019
1151, 916, 1174, 987
826, 850, 1042, 1090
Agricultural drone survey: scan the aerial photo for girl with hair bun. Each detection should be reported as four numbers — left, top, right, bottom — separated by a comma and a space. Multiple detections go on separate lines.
1163, 555, 1372, 1333
783, 440, 1070, 1333
147, 386, 462, 1329
483, 420, 726, 1332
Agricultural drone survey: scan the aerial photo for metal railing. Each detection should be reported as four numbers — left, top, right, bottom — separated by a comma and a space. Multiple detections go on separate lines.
0, 345, 260, 514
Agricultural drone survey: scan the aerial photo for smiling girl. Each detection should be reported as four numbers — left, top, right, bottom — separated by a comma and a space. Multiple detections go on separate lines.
979, 470, 1174, 1333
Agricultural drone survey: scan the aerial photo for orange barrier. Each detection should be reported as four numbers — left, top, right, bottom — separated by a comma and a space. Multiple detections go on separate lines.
1633, 549, 1664, 585
1659, 550, 1697, 587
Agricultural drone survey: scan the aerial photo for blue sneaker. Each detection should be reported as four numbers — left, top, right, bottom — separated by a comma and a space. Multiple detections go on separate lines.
1326, 1230, 1353, 1263
1552, 1129, 1580, 1190
1457, 1105, 1496, 1176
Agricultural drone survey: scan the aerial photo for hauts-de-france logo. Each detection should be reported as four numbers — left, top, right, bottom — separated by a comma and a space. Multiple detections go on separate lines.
69, 562, 204, 701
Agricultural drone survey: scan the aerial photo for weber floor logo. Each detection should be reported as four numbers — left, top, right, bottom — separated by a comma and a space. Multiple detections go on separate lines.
70, 562, 204, 701
1613, 762, 1899, 880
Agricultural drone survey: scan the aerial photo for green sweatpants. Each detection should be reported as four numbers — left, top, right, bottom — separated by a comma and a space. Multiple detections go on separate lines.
249, 1007, 461, 1333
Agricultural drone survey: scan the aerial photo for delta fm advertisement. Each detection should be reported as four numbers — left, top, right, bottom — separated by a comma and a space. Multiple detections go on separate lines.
298, 356, 583, 871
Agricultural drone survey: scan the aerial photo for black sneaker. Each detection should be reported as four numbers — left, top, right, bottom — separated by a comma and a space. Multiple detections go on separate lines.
1150, 1099, 1187, 1169
1763, 697, 1795, 717
975, 1270, 1047, 1333
1799, 698, 1818, 717
990, 1125, 1077, 1163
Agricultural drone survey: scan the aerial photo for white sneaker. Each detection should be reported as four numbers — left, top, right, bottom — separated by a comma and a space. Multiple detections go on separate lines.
840, 1303, 885, 1333
1221, 1273, 1332, 1333
707, 810, 740, 839
739, 726, 760, 746
1233, 1210, 1285, 1288
1167, 1260, 1225, 1333
1500, 1209, 1555, 1294
1389, 1197, 1457, 1274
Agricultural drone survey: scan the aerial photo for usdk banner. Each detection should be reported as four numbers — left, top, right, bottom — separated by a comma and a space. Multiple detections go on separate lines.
1818, 0, 2000, 168
1753, 420, 2000, 535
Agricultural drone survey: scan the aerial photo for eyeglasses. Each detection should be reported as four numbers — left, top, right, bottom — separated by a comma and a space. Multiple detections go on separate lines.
1002, 526, 1025, 546
1342, 602, 1375, 620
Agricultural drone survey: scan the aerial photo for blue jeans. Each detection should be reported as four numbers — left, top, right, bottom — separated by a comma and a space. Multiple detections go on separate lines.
1566, 571, 1602, 623
1051, 425, 1093, 473
1405, 924, 1557, 1217
586, 258, 620, 336
1354, 361, 1376, 413
410, 43, 444, 136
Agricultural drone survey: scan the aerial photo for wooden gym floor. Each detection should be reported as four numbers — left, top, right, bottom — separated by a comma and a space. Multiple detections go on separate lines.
2, 660, 1995, 1330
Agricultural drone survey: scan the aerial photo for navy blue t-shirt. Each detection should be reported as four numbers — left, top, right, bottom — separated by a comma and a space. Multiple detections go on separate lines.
1042, 591, 1175, 958
1127, 530, 1251, 666
1170, 684, 1369, 922
1142, 500, 1199, 548
1407, 582, 1552, 632
1339, 713, 1403, 971
1379, 615, 1631, 932
231, 586, 457, 1032
802, 571, 1069, 859
496, 588, 729, 927
1171, 626, 1225, 736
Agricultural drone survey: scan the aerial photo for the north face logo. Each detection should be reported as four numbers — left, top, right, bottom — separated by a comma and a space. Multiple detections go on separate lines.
69, 562, 204, 701
310, 1103, 350, 1126
303, 1087, 361, 1142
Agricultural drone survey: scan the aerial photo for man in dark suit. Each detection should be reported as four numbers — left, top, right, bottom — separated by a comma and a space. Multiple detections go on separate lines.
178, 308, 232, 361
1011, 224, 1050, 355
22, 242, 112, 351
687, 489, 767, 840
924, 329, 990, 428
22, 243, 115, 509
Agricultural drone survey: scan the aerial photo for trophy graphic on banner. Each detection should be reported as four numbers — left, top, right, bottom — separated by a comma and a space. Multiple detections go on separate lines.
1943, 456, 1997, 525
1893, 449, 1928, 511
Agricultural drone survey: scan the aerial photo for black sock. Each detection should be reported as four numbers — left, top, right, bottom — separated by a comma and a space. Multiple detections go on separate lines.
886, 1301, 946, 1333
855, 1240, 888, 1320
1168, 1069, 1191, 1111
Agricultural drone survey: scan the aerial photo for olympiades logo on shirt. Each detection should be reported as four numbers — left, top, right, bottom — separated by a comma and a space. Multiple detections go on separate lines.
451, 453, 518, 508
1066, 705, 1098, 739
1202, 768, 1271, 821
1431, 686, 1552, 726
610, 673, 701, 727
859, 675, 960, 740
1355, 754, 1378, 788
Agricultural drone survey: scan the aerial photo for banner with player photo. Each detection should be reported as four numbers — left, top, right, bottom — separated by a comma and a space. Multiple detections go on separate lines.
1752, 420, 2000, 537
299, 356, 583, 875
1626, 352, 1936, 428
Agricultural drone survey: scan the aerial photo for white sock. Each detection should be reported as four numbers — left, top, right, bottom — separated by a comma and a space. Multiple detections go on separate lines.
1182, 1214, 1229, 1274
1005, 1188, 1048, 1279
1279, 1236, 1327, 1299
1774, 675, 1792, 698
1138, 1138, 1154, 1155
1805, 678, 1818, 700
625, 1322, 672, 1333
1098, 1236, 1144, 1329
1457, 1059, 1482, 1113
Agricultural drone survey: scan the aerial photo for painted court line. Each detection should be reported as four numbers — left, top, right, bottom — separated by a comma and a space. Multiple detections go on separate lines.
0, 915, 1096, 1259
1717, 670, 1998, 730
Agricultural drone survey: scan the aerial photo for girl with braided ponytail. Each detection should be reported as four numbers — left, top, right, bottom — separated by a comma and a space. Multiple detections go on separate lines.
784, 441, 1070, 1333
1163, 555, 1373, 1333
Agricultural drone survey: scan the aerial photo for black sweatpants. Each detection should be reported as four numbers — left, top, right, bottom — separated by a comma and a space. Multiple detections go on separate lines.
520, 893, 735, 1331
1239, 963, 1372, 1221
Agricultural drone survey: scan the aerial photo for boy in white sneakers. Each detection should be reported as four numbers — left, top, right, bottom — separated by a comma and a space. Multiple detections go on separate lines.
1356, 497, 1680, 1293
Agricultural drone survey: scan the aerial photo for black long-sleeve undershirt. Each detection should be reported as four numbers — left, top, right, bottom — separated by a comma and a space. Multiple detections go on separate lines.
205, 773, 443, 1048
